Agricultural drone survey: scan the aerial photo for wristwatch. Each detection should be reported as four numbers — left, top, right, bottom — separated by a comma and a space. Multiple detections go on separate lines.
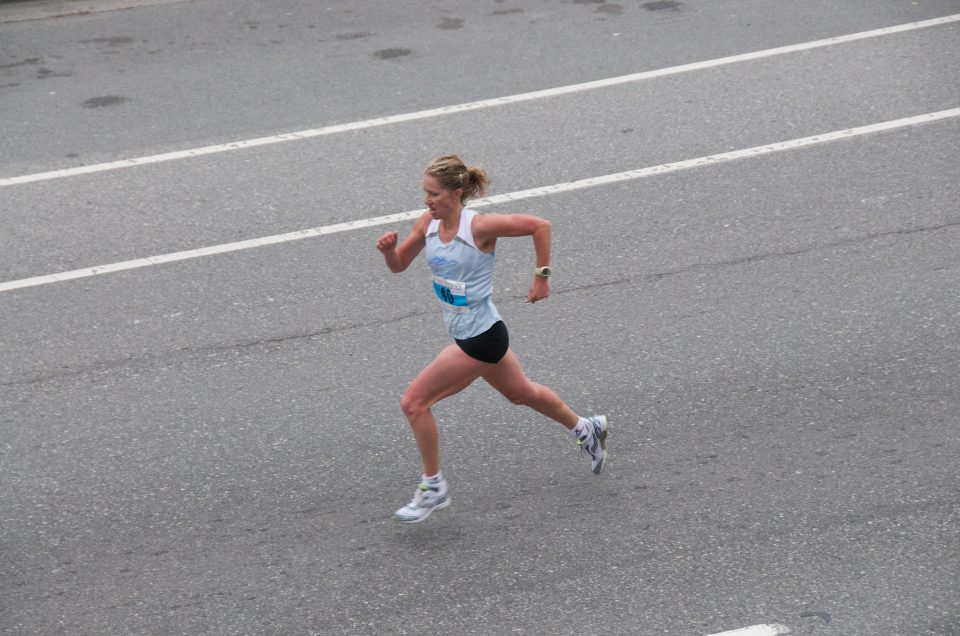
534, 266, 552, 279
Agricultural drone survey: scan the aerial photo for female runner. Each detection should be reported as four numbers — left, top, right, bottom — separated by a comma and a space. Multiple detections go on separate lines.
376, 155, 608, 523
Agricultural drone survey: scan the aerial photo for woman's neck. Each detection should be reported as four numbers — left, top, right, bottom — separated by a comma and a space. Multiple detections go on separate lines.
440, 205, 464, 230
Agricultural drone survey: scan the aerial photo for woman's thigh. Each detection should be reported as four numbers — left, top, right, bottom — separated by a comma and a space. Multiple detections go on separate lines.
404, 344, 493, 409
480, 349, 533, 401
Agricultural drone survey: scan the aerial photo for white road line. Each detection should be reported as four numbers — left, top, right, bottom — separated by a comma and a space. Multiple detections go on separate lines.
0, 0, 191, 24
705, 624, 791, 636
0, 14, 957, 189
1, 107, 957, 295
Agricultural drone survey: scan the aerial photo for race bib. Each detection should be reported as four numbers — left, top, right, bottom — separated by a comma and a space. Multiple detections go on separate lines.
432, 275, 470, 313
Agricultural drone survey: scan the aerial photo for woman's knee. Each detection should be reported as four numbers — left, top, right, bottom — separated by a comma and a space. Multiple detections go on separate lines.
400, 391, 428, 420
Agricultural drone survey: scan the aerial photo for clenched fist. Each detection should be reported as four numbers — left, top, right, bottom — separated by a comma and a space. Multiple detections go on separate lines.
376, 230, 399, 253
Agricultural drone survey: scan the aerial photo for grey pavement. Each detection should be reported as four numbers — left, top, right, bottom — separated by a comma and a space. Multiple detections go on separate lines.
2, 1, 959, 635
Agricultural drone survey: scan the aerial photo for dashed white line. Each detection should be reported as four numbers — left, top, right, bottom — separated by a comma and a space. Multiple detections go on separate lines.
1, 107, 957, 294
0, 14, 957, 188
705, 624, 791, 636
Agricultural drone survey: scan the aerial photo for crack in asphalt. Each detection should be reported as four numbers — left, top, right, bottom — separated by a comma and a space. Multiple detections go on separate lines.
0, 311, 424, 389
3, 220, 957, 388
550, 219, 960, 298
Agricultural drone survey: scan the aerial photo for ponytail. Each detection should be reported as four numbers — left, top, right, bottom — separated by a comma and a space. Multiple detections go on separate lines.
425, 155, 490, 202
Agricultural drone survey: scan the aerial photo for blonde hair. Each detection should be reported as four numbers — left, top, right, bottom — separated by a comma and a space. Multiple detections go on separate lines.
425, 154, 490, 202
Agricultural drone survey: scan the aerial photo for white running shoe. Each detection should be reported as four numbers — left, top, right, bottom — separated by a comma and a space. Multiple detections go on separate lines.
392, 481, 451, 524
576, 415, 609, 475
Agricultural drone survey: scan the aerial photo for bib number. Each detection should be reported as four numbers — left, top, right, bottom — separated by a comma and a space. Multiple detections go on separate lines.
433, 276, 469, 313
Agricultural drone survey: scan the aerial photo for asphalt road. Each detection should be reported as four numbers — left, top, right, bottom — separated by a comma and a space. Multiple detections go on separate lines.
2, 1, 959, 635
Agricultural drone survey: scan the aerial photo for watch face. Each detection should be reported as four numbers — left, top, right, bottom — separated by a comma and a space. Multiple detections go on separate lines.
538, 267, 552, 277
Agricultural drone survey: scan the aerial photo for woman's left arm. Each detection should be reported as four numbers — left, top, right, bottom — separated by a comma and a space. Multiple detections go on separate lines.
473, 213, 552, 303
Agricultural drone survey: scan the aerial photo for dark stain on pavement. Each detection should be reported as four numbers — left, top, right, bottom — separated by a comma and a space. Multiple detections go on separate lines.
336, 32, 372, 40
373, 48, 413, 60
642, 1, 682, 10
82, 95, 128, 108
438, 17, 464, 30
491, 8, 523, 15
36, 67, 72, 79
800, 611, 832, 625
79, 36, 134, 46
596, 3, 624, 15
1, 57, 42, 70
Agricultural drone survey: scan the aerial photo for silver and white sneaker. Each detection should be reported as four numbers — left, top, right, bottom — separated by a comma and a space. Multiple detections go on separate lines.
576, 415, 609, 475
392, 481, 451, 524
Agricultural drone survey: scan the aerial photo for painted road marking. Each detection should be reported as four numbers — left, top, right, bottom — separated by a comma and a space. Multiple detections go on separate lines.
0, 14, 957, 189
0, 0, 192, 24
1, 107, 957, 294
705, 624, 791, 636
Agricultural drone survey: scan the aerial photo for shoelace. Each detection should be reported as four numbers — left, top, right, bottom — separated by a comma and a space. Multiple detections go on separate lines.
576, 434, 598, 458
409, 483, 438, 508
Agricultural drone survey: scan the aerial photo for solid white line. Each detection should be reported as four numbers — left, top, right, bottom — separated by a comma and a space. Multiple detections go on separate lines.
705, 624, 791, 636
1, 107, 957, 294
0, 14, 957, 188
0, 0, 191, 24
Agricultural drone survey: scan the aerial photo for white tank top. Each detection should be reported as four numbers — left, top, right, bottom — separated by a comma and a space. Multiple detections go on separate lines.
425, 208, 502, 340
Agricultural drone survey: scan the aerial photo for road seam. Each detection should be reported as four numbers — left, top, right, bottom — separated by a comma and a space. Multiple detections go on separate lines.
705, 625, 791, 636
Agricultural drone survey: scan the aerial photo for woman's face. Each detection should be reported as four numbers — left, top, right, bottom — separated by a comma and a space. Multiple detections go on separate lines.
423, 174, 462, 220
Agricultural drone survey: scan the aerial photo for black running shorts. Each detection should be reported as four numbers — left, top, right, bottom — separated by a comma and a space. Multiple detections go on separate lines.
455, 320, 509, 364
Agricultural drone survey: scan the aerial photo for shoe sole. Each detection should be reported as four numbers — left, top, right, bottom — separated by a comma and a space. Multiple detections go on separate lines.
392, 495, 451, 524
592, 416, 609, 475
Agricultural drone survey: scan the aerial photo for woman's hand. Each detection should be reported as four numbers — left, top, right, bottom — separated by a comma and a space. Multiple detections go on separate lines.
376, 230, 399, 253
376, 213, 429, 273
526, 276, 550, 303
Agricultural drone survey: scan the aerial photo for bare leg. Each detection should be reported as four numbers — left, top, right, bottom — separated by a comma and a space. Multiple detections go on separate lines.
481, 349, 580, 429
400, 344, 493, 476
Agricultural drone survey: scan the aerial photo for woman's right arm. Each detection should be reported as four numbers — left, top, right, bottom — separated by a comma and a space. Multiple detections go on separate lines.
376, 211, 430, 273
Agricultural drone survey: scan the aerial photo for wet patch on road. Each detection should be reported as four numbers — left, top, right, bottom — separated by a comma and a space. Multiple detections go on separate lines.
36, 67, 73, 79
79, 36, 135, 46
799, 611, 832, 625
1, 57, 43, 71
82, 95, 129, 108
372, 48, 413, 60
596, 3, 624, 15
336, 32, 372, 41
641, 1, 682, 11
437, 17, 464, 30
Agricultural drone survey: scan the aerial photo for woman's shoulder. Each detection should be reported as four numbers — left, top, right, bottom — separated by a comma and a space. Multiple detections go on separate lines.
468, 209, 499, 253
412, 210, 436, 235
